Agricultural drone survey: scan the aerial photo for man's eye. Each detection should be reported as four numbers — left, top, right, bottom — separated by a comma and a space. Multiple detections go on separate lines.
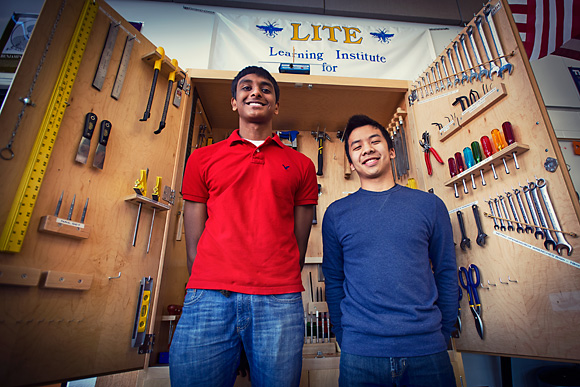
352, 146, 361, 151
241, 86, 251, 91
262, 88, 271, 93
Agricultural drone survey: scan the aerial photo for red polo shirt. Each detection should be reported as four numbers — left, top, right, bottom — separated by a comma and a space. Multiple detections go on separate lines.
182, 130, 318, 294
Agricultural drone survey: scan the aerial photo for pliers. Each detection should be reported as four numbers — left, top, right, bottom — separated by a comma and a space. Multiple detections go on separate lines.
419, 131, 443, 175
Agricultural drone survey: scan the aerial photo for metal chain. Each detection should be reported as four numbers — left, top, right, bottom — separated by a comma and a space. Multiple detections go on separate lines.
0, 0, 66, 160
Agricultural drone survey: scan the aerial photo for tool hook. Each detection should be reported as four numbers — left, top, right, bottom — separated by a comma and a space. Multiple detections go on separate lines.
108, 272, 122, 280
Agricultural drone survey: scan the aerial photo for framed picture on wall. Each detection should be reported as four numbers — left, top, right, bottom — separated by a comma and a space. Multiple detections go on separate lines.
0, 13, 38, 73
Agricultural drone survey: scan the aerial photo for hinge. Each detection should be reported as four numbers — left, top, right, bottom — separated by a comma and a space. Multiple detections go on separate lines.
138, 334, 155, 354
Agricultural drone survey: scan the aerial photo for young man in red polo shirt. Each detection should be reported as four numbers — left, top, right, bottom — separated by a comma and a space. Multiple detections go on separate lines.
169, 66, 318, 387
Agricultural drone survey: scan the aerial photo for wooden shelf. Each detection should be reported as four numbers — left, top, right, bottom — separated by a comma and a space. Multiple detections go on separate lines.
125, 194, 171, 211
440, 83, 508, 142
142, 50, 185, 81
443, 142, 530, 187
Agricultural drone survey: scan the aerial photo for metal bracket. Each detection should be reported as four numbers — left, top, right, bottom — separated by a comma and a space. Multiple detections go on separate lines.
138, 334, 155, 354
163, 186, 175, 205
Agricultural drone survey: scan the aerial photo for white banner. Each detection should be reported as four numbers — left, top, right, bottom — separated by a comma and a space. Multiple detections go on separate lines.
207, 9, 438, 80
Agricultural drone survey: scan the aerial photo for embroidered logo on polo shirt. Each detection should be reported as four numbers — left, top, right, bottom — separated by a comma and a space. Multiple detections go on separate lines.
283, 164, 290, 170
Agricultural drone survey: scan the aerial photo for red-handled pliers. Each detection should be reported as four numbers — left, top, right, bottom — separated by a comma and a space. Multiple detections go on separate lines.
419, 131, 443, 175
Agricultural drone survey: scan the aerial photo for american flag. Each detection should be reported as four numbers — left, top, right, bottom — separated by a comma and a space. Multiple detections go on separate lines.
508, 0, 580, 60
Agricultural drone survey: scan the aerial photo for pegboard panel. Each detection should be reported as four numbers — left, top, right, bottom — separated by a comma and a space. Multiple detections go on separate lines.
405, 0, 580, 361
0, 0, 189, 384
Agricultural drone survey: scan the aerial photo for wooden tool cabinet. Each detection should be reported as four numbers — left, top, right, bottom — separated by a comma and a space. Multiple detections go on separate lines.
0, 0, 578, 386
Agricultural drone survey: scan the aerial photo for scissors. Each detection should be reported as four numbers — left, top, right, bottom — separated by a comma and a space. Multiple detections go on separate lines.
457, 285, 462, 334
458, 264, 484, 339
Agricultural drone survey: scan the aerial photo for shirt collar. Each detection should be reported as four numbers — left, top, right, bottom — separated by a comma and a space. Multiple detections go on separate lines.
228, 129, 284, 148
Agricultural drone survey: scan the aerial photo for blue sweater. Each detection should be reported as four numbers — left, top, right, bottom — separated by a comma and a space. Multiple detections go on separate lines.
322, 185, 458, 357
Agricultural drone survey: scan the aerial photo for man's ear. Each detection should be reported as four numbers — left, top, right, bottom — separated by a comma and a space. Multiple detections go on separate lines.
273, 102, 279, 115
350, 162, 355, 172
231, 97, 237, 111
390, 148, 396, 159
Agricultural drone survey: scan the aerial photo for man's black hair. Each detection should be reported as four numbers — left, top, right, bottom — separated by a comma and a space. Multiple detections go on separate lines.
231, 66, 280, 103
343, 114, 393, 163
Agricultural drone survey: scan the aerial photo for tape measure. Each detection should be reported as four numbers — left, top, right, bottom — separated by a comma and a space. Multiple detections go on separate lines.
0, 0, 98, 253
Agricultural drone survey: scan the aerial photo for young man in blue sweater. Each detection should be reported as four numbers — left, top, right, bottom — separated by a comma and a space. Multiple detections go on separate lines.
322, 114, 458, 386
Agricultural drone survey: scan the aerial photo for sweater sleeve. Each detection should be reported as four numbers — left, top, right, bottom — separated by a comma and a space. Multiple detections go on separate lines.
429, 198, 459, 344
321, 205, 345, 346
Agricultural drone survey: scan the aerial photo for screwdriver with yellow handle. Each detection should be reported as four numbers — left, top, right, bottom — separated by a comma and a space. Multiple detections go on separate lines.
140, 46, 165, 122
147, 176, 162, 254
133, 169, 148, 247
491, 128, 510, 175
155, 59, 178, 135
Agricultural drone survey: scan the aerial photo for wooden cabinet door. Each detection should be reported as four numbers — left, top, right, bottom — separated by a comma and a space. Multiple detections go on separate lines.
0, 0, 190, 385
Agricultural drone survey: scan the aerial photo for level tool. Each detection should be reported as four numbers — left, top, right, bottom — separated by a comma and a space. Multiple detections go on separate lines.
132, 276, 153, 351
0, 0, 98, 253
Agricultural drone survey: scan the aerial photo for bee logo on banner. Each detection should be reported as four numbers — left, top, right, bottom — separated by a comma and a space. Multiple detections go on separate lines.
205, 8, 441, 80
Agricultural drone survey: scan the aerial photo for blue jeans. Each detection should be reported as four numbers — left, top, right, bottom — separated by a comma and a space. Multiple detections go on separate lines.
339, 350, 455, 387
169, 289, 304, 387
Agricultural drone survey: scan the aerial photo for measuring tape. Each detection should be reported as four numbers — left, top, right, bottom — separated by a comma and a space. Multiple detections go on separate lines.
0, 0, 98, 253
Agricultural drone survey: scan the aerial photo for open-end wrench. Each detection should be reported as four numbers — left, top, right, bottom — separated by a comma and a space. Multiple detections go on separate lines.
486, 199, 500, 230
493, 197, 507, 231
522, 184, 544, 239
425, 72, 434, 95
446, 48, 462, 85
459, 34, 478, 83
498, 194, 515, 231
483, 5, 514, 78
421, 76, 429, 96
513, 188, 534, 234
431, 67, 440, 93
472, 204, 487, 246
537, 178, 573, 256
453, 41, 470, 84
457, 210, 471, 250
440, 55, 454, 88
506, 191, 524, 233
466, 26, 489, 81
529, 181, 557, 250
435, 62, 446, 90
417, 81, 424, 99
475, 15, 500, 78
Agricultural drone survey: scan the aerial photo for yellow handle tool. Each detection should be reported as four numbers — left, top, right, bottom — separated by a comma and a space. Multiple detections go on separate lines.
147, 177, 162, 253
140, 46, 165, 122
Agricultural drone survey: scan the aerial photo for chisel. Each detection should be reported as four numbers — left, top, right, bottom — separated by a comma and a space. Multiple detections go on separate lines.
140, 47, 165, 122
133, 169, 148, 246
67, 194, 76, 220
80, 198, 89, 223
155, 59, 178, 134
55, 191, 64, 217
74, 112, 98, 164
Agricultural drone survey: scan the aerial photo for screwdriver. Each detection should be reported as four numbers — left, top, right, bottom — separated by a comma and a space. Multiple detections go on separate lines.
448, 157, 460, 198
491, 128, 510, 175
502, 121, 520, 169
480, 136, 498, 180
471, 141, 486, 186
463, 147, 477, 190
454, 152, 469, 194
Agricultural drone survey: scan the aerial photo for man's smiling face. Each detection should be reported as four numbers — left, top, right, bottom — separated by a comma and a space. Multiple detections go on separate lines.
231, 73, 279, 124
348, 124, 395, 183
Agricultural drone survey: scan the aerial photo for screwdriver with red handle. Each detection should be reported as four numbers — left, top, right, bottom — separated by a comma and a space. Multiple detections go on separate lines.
502, 121, 520, 169
480, 136, 498, 180
491, 128, 510, 174
448, 157, 459, 198
454, 152, 469, 194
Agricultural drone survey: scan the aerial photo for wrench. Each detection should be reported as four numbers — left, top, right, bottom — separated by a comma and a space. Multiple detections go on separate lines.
425, 72, 434, 95
537, 178, 573, 256
483, 5, 514, 78
493, 197, 506, 231
475, 15, 500, 78
435, 62, 446, 90
506, 191, 524, 233
486, 199, 500, 230
466, 26, 489, 81
522, 184, 545, 239
472, 204, 487, 246
513, 188, 534, 234
431, 67, 440, 93
446, 48, 462, 85
498, 194, 515, 231
459, 34, 478, 83
457, 210, 471, 250
440, 55, 454, 89
453, 40, 470, 84
417, 81, 424, 99
529, 181, 557, 250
